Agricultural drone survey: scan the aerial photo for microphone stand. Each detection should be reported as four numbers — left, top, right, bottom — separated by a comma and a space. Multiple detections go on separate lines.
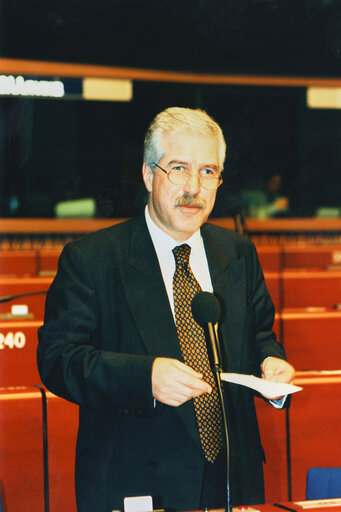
207, 322, 231, 512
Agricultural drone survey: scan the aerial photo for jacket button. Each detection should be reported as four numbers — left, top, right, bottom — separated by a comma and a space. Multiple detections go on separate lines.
148, 461, 157, 469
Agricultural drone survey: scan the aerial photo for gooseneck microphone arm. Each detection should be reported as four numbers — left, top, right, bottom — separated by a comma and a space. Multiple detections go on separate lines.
191, 291, 231, 512
0, 290, 48, 304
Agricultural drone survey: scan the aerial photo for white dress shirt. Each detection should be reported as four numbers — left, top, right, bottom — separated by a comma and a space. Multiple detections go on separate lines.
145, 205, 213, 320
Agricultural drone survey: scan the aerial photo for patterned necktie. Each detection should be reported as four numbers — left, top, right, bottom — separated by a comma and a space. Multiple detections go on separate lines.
172, 243, 223, 463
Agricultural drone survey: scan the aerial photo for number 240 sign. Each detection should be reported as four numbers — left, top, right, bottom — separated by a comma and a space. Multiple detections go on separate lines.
0, 332, 26, 349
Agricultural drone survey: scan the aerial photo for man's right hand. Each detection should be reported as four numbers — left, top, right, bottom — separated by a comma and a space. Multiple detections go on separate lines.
151, 357, 212, 407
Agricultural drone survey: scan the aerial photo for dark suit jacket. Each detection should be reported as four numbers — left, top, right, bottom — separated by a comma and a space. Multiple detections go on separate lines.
37, 214, 285, 512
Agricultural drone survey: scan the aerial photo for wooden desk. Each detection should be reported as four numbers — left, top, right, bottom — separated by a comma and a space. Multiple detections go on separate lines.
251, 504, 341, 512
0, 276, 52, 320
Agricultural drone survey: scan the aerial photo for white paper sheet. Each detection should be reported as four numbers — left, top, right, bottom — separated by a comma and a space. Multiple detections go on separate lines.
221, 373, 302, 398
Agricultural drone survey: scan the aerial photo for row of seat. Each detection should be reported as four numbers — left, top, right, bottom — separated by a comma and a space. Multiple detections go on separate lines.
1, 373, 340, 510
1, 243, 341, 277
0, 249, 62, 277
1, 268, 341, 322
1, 242, 340, 510
0, 310, 339, 392
257, 244, 341, 271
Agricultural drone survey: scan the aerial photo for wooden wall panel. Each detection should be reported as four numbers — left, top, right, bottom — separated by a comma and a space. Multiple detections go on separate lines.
264, 273, 281, 312
257, 246, 282, 272
281, 310, 341, 371
46, 394, 78, 512
282, 271, 341, 309
283, 245, 341, 270
289, 374, 341, 501
0, 321, 42, 387
255, 398, 288, 503
0, 250, 38, 276
0, 387, 44, 512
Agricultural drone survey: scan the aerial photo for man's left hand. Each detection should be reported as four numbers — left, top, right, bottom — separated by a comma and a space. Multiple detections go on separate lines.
260, 356, 295, 400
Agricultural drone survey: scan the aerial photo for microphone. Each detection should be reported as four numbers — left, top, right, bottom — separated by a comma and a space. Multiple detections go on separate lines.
191, 290, 220, 325
191, 291, 222, 370
191, 291, 231, 512
0, 290, 48, 304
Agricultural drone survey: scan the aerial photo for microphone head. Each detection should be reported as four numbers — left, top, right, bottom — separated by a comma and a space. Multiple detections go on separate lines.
191, 291, 221, 326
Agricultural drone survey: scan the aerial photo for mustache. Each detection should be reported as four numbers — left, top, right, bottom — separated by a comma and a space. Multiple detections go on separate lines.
174, 193, 205, 209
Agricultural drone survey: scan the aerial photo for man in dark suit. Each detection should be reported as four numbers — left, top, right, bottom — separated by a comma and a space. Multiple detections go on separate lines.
37, 107, 295, 512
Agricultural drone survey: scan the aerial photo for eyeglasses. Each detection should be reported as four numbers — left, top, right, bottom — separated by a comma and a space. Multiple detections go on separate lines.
153, 163, 223, 191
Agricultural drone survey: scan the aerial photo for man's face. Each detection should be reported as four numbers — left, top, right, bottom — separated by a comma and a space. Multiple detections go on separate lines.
142, 131, 220, 242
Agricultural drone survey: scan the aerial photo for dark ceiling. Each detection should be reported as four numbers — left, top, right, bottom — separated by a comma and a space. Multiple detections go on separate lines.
2, 0, 341, 77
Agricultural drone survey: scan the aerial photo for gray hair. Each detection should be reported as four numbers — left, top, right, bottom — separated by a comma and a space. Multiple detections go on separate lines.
143, 107, 226, 172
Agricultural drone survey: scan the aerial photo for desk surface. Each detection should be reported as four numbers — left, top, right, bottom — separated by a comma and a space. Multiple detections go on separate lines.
188, 502, 341, 512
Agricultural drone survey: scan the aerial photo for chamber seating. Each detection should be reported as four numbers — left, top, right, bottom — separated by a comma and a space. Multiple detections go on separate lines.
257, 244, 341, 271
1, 217, 341, 509
306, 467, 341, 500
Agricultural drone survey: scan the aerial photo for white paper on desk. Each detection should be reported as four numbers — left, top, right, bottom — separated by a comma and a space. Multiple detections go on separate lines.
221, 373, 302, 398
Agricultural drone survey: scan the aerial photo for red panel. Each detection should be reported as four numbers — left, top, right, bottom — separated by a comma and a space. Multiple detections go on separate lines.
46, 393, 78, 512
264, 272, 281, 311
255, 397, 288, 503
0, 387, 44, 512
0, 250, 38, 276
282, 310, 341, 371
37, 249, 62, 276
289, 374, 341, 501
257, 246, 282, 272
0, 276, 53, 320
0, 321, 42, 387
283, 245, 341, 269
282, 270, 341, 308
273, 314, 281, 340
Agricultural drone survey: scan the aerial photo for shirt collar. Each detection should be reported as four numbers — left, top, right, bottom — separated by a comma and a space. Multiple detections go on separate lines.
144, 205, 202, 258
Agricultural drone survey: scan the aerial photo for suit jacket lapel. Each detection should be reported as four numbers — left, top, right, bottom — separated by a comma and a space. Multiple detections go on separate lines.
122, 215, 181, 360
202, 226, 247, 373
